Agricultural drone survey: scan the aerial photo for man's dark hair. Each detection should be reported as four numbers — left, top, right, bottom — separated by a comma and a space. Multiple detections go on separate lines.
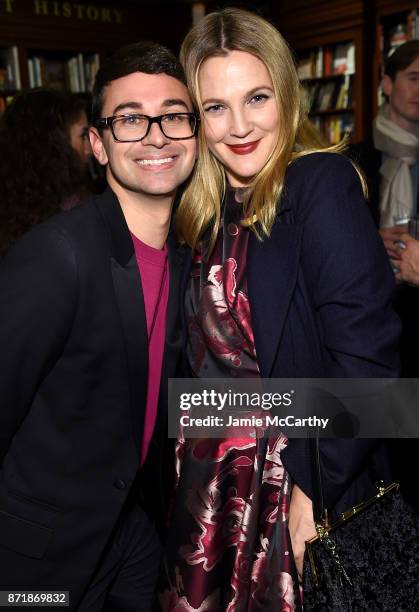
92, 41, 186, 126
384, 40, 419, 81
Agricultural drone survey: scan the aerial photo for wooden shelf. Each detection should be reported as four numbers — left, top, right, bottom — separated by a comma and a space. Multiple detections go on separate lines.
310, 107, 355, 116
302, 74, 350, 83
0, 1, 191, 92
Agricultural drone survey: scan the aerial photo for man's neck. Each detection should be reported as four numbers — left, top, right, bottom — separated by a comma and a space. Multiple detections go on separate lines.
110, 183, 174, 250
388, 107, 419, 138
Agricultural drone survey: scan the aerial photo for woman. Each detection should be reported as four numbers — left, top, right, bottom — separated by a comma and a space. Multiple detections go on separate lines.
161, 8, 399, 611
0, 88, 91, 256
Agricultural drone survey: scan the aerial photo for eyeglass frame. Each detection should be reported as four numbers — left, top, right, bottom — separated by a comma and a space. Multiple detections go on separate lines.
94, 112, 200, 142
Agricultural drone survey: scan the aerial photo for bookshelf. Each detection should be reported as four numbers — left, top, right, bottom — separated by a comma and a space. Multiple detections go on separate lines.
374, 2, 419, 113
272, 1, 369, 144
0, 44, 100, 115
299, 42, 356, 144
27, 50, 100, 92
0, 45, 21, 113
0, 1, 191, 114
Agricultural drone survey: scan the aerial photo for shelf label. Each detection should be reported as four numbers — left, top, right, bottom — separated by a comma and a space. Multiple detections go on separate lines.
1, 1, 123, 24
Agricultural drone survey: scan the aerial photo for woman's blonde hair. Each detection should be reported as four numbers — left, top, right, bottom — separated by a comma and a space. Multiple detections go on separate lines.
177, 7, 344, 251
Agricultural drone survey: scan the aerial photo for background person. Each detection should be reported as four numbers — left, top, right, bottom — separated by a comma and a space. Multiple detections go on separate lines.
350, 41, 419, 513
350, 41, 419, 376
160, 8, 400, 611
0, 88, 92, 257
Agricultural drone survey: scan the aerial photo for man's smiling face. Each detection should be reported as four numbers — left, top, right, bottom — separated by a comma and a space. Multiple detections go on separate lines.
90, 71, 196, 202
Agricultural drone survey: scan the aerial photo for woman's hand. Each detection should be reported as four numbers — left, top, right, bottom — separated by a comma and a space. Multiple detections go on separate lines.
288, 484, 317, 580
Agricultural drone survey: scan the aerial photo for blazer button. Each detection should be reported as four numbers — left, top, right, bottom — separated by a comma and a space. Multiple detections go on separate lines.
114, 479, 126, 490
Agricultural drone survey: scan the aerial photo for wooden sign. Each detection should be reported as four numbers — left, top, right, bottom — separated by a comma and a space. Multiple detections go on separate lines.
1, 1, 123, 24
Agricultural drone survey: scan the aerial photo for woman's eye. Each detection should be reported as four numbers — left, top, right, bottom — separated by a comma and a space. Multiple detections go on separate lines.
249, 93, 269, 104
204, 104, 224, 113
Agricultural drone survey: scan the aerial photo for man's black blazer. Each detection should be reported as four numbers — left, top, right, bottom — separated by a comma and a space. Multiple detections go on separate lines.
0, 188, 184, 605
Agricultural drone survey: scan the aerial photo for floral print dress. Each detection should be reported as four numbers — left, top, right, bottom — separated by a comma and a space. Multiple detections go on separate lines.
160, 190, 302, 612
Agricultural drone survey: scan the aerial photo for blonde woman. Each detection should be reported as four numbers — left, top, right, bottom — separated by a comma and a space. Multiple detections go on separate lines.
161, 8, 399, 611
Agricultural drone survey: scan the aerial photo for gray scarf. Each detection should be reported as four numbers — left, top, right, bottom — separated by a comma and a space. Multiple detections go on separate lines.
373, 105, 419, 227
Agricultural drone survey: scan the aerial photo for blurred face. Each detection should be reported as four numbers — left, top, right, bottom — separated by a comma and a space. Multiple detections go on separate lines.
69, 111, 91, 163
90, 71, 196, 203
199, 50, 279, 187
382, 56, 419, 132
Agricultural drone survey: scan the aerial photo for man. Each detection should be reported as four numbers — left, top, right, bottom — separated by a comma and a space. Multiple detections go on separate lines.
350, 41, 419, 372
0, 41, 197, 610
350, 41, 419, 513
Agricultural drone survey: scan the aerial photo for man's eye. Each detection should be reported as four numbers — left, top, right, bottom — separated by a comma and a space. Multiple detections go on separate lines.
163, 114, 187, 123
121, 115, 144, 125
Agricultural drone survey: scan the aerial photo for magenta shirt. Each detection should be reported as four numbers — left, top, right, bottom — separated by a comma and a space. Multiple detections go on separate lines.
131, 233, 169, 466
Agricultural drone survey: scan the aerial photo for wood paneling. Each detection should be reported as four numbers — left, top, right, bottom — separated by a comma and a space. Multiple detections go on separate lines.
0, 1, 191, 53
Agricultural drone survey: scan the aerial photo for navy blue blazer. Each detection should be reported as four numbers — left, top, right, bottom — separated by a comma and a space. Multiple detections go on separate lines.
243, 152, 400, 513
181, 152, 400, 514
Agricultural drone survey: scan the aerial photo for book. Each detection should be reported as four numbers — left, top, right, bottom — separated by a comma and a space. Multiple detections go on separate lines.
0, 46, 21, 90
28, 58, 35, 88
77, 53, 86, 92
324, 46, 332, 76
43, 59, 66, 90
333, 43, 353, 75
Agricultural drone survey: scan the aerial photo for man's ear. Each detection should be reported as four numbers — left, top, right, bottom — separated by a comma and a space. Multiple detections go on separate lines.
382, 74, 393, 98
89, 127, 109, 166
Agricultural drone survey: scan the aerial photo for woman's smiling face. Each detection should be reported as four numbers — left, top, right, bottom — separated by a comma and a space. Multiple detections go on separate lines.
199, 50, 280, 187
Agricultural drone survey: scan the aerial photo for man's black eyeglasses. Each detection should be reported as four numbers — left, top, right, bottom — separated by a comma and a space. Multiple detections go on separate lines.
95, 112, 199, 142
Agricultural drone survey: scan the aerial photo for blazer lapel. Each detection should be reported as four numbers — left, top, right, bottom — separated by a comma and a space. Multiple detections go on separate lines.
95, 188, 148, 455
111, 257, 148, 455
247, 220, 303, 377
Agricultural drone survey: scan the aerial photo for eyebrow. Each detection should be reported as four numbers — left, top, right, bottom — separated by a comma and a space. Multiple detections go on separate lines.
112, 98, 190, 115
202, 85, 274, 105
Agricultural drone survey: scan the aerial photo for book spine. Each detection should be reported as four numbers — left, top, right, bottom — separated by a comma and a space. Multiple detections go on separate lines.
28, 58, 35, 88
324, 47, 332, 77
77, 53, 86, 92
11, 46, 21, 89
34, 57, 42, 87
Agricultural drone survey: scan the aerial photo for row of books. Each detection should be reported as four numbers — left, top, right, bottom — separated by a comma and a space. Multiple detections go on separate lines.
28, 53, 100, 93
311, 114, 354, 145
0, 46, 21, 91
377, 9, 419, 106
0, 94, 14, 114
378, 10, 419, 65
384, 9, 419, 54
298, 42, 355, 80
304, 74, 354, 113
407, 9, 419, 41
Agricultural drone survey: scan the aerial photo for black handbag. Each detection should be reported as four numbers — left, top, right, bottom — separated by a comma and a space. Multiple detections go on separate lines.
302, 438, 419, 611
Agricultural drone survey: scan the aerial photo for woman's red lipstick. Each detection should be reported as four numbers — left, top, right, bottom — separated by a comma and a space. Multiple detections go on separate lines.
226, 140, 261, 155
